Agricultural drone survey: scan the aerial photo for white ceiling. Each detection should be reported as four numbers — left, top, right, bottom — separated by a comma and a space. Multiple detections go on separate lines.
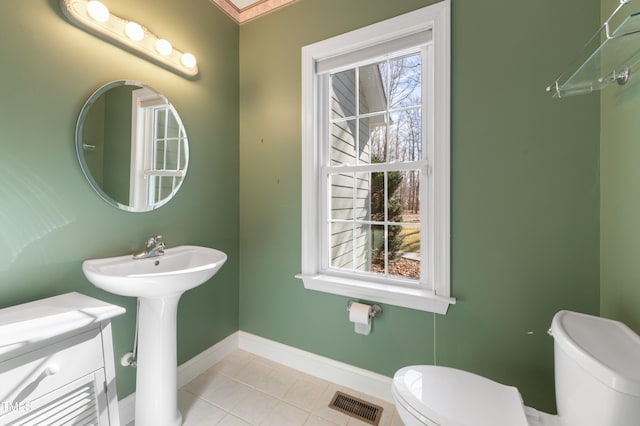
210, 0, 298, 23
228, 0, 262, 9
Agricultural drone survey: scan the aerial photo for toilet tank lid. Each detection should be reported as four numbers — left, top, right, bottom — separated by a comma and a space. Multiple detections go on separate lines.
550, 310, 640, 397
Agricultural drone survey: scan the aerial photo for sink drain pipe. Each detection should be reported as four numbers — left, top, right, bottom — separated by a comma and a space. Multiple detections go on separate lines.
120, 299, 140, 367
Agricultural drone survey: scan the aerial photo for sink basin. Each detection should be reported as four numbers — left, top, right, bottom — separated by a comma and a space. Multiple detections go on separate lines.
82, 245, 227, 298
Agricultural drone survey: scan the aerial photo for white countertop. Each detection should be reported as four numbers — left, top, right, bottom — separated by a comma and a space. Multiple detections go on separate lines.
0, 292, 126, 361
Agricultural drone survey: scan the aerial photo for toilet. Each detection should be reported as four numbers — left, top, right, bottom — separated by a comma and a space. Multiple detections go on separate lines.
392, 310, 640, 425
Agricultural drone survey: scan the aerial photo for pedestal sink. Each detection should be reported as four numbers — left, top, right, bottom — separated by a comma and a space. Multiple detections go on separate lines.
82, 245, 227, 426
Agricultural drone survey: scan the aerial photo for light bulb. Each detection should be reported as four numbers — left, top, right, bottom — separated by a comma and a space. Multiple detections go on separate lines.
181, 53, 197, 69
86, 1, 110, 23
155, 39, 172, 56
125, 21, 144, 41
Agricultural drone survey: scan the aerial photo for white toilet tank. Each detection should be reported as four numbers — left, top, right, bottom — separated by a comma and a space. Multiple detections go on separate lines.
550, 311, 640, 426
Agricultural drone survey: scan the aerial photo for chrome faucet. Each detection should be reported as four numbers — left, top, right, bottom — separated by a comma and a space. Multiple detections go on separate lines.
133, 235, 165, 259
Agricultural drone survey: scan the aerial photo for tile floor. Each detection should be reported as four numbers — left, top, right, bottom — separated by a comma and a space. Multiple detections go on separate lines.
177, 349, 405, 426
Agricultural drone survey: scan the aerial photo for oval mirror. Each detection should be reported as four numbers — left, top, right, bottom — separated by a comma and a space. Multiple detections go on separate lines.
76, 80, 189, 212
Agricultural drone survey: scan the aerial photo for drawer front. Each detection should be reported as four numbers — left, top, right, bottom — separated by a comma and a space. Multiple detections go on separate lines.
0, 329, 104, 407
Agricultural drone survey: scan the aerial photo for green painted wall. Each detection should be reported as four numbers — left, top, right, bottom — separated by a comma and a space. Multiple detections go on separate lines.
239, 0, 600, 412
600, 0, 640, 334
0, 0, 239, 399
0, 0, 606, 416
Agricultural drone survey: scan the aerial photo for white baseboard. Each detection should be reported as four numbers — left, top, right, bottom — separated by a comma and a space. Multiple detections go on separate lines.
118, 393, 135, 425
237, 331, 393, 403
118, 331, 394, 424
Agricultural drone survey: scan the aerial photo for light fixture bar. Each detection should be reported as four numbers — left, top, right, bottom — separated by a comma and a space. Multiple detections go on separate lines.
60, 0, 199, 78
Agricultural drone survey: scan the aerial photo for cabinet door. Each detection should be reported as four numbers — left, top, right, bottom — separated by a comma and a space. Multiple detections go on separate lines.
0, 369, 111, 426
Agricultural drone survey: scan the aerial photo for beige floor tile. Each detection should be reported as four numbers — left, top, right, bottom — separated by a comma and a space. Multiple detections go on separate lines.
251, 365, 299, 398
183, 366, 230, 396
178, 390, 227, 425
282, 374, 330, 410
200, 377, 252, 411
231, 358, 275, 388
259, 400, 310, 426
231, 387, 279, 424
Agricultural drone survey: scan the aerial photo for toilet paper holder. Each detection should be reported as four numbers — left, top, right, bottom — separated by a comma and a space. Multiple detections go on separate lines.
346, 300, 382, 319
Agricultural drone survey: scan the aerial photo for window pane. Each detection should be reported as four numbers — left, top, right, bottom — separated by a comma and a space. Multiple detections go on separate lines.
155, 109, 166, 139
359, 63, 385, 115
388, 108, 422, 162
370, 171, 385, 221
160, 177, 170, 200
331, 69, 356, 119
388, 169, 421, 220
370, 224, 386, 273
359, 114, 385, 164
388, 53, 422, 109
330, 173, 354, 220
155, 141, 166, 169
398, 169, 421, 219
355, 172, 371, 221
330, 222, 354, 269
331, 120, 356, 166
167, 110, 180, 139
386, 170, 402, 223
330, 172, 373, 221
179, 134, 187, 170
391, 225, 420, 279
164, 140, 179, 170
354, 223, 372, 272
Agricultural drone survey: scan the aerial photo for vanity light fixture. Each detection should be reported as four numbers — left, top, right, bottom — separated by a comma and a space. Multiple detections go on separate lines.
59, 0, 198, 78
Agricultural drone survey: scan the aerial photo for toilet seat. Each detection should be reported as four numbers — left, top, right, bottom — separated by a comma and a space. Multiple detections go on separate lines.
393, 365, 530, 426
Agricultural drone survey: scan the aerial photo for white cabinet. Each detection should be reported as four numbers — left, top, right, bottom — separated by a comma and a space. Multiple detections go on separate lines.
0, 292, 125, 425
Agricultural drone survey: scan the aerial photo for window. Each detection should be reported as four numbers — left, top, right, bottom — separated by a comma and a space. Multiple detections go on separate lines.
130, 88, 188, 210
297, 1, 453, 314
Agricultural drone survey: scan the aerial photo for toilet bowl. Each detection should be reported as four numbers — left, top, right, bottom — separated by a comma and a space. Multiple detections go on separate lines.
392, 365, 559, 426
392, 311, 640, 426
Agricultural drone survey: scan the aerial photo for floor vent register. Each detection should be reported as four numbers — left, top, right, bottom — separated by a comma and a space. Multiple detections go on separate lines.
328, 391, 383, 425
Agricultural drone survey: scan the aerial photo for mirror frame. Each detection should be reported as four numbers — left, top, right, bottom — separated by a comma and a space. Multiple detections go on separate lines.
75, 80, 189, 212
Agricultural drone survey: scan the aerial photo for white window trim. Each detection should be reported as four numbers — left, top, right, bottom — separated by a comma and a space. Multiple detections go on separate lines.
297, 0, 453, 314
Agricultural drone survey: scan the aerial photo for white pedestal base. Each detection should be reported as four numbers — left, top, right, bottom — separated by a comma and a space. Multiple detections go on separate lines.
134, 295, 183, 426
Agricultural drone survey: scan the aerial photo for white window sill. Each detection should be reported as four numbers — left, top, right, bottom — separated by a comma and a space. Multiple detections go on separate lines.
295, 273, 455, 314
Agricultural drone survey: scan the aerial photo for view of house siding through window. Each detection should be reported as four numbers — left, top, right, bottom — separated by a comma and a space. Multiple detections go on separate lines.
328, 52, 423, 281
